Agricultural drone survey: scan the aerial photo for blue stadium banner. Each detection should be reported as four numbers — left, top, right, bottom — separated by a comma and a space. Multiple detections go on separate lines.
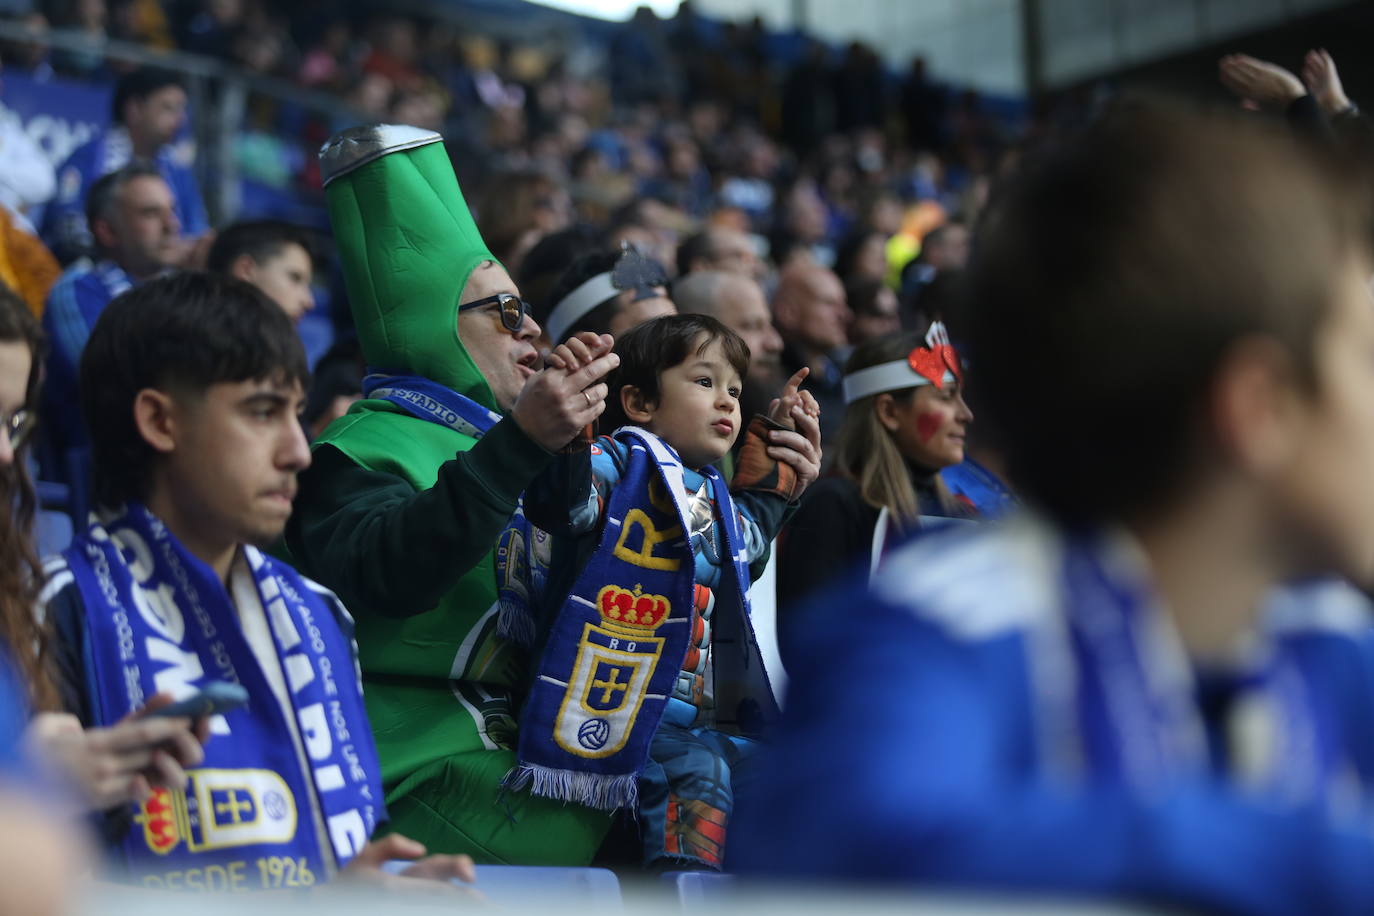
0, 72, 110, 167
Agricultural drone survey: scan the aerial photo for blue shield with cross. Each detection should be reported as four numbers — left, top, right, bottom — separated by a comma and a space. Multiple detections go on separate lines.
556, 622, 665, 759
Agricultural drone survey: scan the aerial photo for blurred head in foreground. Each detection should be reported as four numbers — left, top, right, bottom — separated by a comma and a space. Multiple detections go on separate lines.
968, 104, 1374, 582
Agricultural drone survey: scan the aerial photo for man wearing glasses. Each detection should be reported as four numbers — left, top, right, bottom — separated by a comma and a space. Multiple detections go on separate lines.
284, 126, 618, 866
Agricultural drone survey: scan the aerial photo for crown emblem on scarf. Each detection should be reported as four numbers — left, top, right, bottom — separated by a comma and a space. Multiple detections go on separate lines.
136, 787, 181, 855
907, 321, 963, 390
597, 583, 671, 631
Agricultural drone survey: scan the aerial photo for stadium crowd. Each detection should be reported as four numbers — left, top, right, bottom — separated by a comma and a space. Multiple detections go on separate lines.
0, 2, 1372, 915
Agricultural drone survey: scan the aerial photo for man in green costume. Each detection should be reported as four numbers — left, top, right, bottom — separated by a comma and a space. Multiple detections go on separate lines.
285, 125, 619, 863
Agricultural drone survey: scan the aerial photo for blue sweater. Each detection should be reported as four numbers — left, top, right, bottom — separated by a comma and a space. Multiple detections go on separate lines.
41, 127, 207, 261
734, 517, 1374, 915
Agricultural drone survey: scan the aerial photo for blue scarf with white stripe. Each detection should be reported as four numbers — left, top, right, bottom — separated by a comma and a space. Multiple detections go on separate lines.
503, 427, 752, 810
66, 504, 382, 887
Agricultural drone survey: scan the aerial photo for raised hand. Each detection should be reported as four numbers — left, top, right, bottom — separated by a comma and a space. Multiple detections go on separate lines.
766, 367, 811, 432
1218, 54, 1305, 109
511, 331, 619, 451
767, 387, 822, 499
1302, 48, 1351, 114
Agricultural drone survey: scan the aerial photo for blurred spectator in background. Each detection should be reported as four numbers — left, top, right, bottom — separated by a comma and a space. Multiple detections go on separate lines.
516, 222, 604, 316
42, 163, 181, 456
478, 170, 573, 276
901, 57, 945, 152
672, 267, 783, 427
207, 219, 315, 323
899, 220, 969, 324
539, 244, 675, 346
301, 335, 362, 441
844, 275, 901, 348
47, 0, 108, 78
773, 261, 850, 448
41, 67, 210, 265
676, 225, 764, 281
833, 228, 890, 286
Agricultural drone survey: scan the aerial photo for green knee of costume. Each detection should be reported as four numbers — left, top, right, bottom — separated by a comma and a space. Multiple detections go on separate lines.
380, 751, 614, 865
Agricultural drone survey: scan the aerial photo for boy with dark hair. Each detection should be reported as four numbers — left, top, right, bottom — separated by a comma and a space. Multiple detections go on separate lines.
735, 107, 1374, 914
42, 271, 472, 890
42, 68, 208, 265
502, 313, 822, 870
207, 221, 316, 323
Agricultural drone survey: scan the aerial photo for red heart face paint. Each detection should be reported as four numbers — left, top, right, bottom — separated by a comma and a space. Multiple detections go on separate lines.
916, 410, 944, 443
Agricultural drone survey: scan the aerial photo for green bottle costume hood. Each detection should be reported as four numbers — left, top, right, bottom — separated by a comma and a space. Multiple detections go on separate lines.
321, 124, 500, 409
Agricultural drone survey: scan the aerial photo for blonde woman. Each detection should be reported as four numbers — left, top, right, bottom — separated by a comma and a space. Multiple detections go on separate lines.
777, 325, 973, 655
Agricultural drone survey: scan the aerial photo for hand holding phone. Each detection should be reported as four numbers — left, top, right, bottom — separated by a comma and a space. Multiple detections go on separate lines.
146, 681, 249, 720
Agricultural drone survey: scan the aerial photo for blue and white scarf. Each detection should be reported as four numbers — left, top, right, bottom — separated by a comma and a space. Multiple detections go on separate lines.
361, 370, 541, 646
1060, 532, 1330, 796
66, 504, 383, 887
503, 427, 754, 811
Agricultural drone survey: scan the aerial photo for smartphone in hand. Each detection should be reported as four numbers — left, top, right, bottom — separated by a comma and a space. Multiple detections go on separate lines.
146, 681, 249, 720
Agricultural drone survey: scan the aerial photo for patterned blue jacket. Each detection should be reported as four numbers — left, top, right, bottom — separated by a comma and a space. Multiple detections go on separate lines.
735, 516, 1374, 916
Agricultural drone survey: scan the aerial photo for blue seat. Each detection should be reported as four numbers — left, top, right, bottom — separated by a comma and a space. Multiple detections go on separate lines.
382, 862, 623, 909
35, 475, 76, 556
35, 507, 74, 556
661, 871, 737, 907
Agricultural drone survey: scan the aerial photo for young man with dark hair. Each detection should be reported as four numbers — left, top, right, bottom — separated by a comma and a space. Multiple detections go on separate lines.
42, 271, 473, 891
736, 107, 1374, 914
41, 68, 209, 265
42, 163, 184, 458
207, 220, 317, 323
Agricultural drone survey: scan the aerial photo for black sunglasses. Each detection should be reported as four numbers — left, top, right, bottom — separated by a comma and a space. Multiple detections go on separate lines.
457, 292, 529, 333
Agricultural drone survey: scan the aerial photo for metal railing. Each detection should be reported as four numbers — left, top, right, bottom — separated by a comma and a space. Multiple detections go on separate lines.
0, 18, 368, 224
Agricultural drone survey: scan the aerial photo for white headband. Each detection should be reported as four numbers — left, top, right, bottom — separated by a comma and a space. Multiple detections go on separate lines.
843, 362, 957, 404
545, 272, 618, 343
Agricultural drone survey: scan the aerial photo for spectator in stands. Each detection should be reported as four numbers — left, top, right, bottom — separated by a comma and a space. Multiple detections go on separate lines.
516, 223, 604, 316
672, 268, 783, 426
42, 164, 180, 457
539, 245, 676, 346
42, 67, 209, 265
899, 220, 969, 321
776, 325, 973, 660
773, 179, 834, 267
833, 228, 889, 285
675, 225, 763, 281
301, 336, 363, 441
844, 275, 901, 348
45, 270, 476, 890
286, 125, 617, 864
477, 171, 573, 276
738, 106, 1374, 916
773, 261, 850, 448
207, 220, 316, 323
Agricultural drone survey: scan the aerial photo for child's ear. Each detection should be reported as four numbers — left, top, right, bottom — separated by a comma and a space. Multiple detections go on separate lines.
621, 385, 655, 424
